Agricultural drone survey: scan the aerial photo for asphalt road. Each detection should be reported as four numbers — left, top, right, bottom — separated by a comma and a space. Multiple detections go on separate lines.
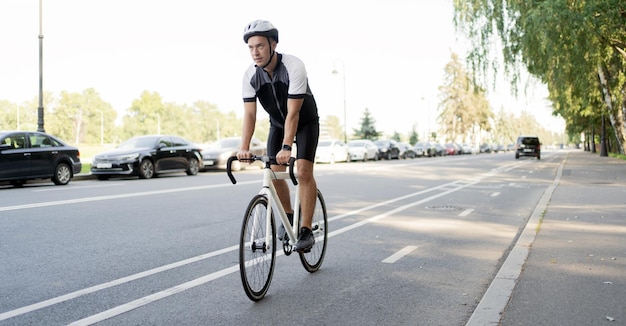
0, 151, 563, 325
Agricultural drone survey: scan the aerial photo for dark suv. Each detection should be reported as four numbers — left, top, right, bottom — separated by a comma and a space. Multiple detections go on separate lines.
515, 136, 541, 160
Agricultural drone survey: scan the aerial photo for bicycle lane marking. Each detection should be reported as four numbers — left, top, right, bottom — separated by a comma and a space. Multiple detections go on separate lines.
0, 179, 453, 322
67, 178, 484, 326
3, 161, 516, 323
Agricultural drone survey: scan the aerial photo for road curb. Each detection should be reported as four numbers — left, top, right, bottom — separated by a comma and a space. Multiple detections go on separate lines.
465, 151, 568, 325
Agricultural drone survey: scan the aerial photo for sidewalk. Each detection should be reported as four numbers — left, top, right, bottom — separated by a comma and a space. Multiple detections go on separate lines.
471, 150, 626, 325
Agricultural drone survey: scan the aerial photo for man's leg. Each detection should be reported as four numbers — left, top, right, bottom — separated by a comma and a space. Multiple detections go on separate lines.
293, 159, 317, 252
296, 159, 316, 228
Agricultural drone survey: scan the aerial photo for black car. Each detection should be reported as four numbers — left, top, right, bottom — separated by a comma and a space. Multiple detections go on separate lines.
374, 139, 400, 160
0, 130, 82, 187
91, 135, 202, 180
515, 136, 541, 160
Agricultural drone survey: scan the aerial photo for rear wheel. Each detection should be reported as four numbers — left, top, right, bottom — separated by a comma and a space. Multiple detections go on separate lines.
299, 189, 328, 272
240, 195, 276, 301
52, 163, 72, 185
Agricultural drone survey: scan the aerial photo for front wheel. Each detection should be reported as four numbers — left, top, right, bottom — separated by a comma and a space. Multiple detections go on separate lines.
299, 189, 328, 272
240, 195, 276, 301
138, 159, 155, 179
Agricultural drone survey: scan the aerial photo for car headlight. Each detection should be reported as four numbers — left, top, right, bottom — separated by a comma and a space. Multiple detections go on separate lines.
118, 153, 140, 161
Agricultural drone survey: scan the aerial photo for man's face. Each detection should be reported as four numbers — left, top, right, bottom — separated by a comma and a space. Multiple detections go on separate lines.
247, 35, 274, 66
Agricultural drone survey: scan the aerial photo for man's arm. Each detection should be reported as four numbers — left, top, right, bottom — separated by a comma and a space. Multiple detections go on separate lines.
240, 101, 257, 152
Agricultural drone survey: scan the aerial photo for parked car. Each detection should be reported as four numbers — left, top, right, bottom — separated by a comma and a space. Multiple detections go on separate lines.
444, 143, 459, 155
316, 139, 350, 164
398, 142, 417, 159
0, 130, 82, 187
515, 135, 541, 160
433, 143, 447, 156
347, 139, 379, 162
415, 141, 436, 157
201, 137, 266, 171
374, 139, 400, 160
91, 135, 202, 180
413, 143, 425, 157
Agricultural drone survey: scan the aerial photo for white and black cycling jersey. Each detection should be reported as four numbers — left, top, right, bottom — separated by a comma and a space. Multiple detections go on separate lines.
242, 53, 319, 129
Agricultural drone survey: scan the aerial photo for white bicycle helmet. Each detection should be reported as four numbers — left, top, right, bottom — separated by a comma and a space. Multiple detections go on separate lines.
243, 20, 279, 43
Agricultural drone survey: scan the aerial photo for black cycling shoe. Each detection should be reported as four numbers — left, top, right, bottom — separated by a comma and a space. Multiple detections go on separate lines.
278, 213, 294, 241
293, 227, 315, 253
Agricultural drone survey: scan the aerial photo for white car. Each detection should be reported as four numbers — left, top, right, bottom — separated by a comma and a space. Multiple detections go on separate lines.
315, 139, 350, 164
347, 139, 379, 162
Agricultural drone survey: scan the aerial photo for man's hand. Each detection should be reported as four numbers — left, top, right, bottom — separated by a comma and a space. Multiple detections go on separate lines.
276, 149, 291, 165
237, 150, 252, 161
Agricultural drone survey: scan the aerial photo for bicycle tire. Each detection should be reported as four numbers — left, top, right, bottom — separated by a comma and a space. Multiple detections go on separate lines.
299, 189, 328, 272
239, 194, 276, 301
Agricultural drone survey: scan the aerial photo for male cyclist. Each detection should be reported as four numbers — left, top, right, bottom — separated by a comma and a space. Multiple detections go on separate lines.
237, 20, 320, 252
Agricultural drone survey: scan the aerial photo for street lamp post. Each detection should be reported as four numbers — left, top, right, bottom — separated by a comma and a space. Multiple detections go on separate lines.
37, 0, 45, 132
332, 60, 347, 143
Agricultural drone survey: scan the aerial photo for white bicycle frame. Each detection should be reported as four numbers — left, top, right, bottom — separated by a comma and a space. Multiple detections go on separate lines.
258, 167, 300, 247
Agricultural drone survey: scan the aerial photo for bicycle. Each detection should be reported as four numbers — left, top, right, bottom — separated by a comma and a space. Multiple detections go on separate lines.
227, 155, 328, 301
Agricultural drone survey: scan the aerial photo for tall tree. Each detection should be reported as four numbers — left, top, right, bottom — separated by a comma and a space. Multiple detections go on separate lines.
352, 108, 380, 140
438, 52, 493, 144
453, 0, 626, 153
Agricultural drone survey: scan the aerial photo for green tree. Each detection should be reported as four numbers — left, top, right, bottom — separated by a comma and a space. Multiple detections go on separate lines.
50, 88, 115, 144
352, 108, 380, 140
453, 0, 626, 154
438, 52, 493, 144
408, 126, 419, 145
323, 115, 343, 140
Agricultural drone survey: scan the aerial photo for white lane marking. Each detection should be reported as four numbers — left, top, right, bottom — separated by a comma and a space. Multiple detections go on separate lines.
70, 179, 481, 325
68, 265, 241, 326
3, 162, 514, 324
32, 183, 126, 192
490, 192, 500, 197
465, 153, 566, 326
0, 181, 259, 212
382, 246, 418, 264
0, 245, 238, 321
459, 208, 475, 217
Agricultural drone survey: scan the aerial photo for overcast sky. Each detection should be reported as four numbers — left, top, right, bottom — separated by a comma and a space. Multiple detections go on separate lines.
0, 0, 564, 138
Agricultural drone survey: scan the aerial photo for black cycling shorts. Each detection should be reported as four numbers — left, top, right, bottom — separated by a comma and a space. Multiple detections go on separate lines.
267, 121, 319, 162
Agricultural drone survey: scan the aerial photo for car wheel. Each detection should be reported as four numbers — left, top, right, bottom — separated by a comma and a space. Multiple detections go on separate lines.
138, 159, 155, 179
363, 154, 368, 162
386, 152, 391, 160
515, 153, 519, 159
329, 155, 335, 164
52, 162, 72, 185
537, 155, 541, 160
186, 157, 199, 175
